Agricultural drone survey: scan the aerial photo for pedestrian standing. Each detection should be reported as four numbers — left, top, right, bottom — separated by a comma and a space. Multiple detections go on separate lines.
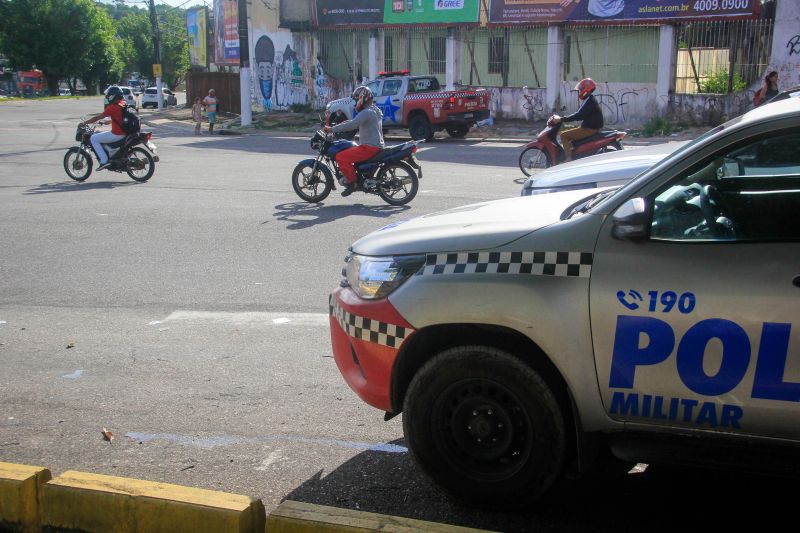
191, 97, 202, 135
754, 71, 779, 107
203, 89, 219, 134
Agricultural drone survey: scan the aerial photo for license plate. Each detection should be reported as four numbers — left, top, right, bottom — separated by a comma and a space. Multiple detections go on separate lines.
146, 142, 157, 153
464, 113, 473, 118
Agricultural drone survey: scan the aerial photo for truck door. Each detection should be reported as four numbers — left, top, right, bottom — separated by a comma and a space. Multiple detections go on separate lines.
590, 123, 800, 440
377, 78, 403, 125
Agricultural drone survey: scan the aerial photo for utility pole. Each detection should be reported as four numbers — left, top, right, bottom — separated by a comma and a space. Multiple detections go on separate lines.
238, 0, 251, 126
148, 0, 164, 111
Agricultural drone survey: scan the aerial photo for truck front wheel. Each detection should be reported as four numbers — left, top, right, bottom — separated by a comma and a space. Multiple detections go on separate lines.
403, 346, 565, 508
408, 115, 434, 142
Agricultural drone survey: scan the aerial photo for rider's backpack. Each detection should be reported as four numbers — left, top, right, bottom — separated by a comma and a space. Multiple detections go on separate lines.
120, 105, 141, 134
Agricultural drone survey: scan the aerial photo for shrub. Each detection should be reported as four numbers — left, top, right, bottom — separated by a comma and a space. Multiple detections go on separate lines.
641, 116, 673, 137
700, 70, 747, 94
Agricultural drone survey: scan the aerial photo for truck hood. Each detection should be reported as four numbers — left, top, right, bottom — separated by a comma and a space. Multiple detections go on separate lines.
327, 97, 354, 109
352, 189, 601, 256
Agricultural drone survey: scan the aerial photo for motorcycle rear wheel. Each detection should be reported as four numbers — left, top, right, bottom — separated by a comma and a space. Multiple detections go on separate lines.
63, 147, 93, 182
518, 147, 550, 177
292, 161, 333, 203
377, 162, 418, 206
126, 147, 155, 182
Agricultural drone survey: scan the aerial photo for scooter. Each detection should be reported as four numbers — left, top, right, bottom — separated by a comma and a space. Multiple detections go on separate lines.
518, 115, 626, 176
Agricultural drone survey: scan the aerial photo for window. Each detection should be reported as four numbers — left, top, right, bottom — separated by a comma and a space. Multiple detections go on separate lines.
430, 37, 446, 74
381, 79, 402, 96
366, 80, 381, 96
409, 77, 439, 93
384, 36, 393, 72
489, 36, 507, 74
650, 129, 800, 242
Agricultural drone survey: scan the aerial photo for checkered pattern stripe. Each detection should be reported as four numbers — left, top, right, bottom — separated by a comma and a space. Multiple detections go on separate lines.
404, 91, 487, 101
418, 251, 593, 278
329, 296, 411, 349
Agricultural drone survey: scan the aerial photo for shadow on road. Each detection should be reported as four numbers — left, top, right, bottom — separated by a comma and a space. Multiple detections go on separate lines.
272, 201, 409, 229
282, 441, 797, 532
25, 180, 139, 195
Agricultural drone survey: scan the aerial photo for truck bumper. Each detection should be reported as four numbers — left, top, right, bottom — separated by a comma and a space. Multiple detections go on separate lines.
446, 109, 490, 123
329, 287, 415, 412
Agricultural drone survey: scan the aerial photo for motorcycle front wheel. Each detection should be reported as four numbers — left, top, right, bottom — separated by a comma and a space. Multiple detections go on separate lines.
377, 162, 418, 206
63, 147, 93, 182
292, 161, 333, 203
126, 147, 155, 182
518, 147, 550, 177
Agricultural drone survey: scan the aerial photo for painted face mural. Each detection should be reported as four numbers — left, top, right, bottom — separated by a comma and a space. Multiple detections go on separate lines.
254, 35, 275, 107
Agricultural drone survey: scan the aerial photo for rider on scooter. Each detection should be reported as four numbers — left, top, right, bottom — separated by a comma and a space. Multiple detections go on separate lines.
81, 86, 126, 171
323, 85, 385, 196
551, 78, 603, 162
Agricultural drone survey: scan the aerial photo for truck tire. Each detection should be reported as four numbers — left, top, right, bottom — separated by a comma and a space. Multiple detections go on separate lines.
409, 115, 434, 142
403, 346, 565, 508
446, 125, 469, 138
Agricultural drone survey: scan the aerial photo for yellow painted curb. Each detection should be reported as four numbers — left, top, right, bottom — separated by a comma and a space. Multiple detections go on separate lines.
42, 470, 266, 533
265, 500, 499, 533
0, 462, 52, 533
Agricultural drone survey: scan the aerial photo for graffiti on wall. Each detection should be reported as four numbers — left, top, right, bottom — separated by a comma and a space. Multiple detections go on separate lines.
787, 35, 800, 56
559, 82, 656, 126
663, 90, 755, 126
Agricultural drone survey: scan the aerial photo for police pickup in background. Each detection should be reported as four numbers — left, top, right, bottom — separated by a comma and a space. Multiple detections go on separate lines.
326, 71, 490, 142
329, 98, 800, 507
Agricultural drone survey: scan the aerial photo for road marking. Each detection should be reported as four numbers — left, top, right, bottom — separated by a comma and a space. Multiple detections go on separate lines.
161, 311, 329, 326
126, 432, 407, 453
62, 369, 84, 380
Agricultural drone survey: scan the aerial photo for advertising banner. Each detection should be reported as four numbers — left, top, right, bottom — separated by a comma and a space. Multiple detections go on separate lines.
214, 0, 239, 63
384, 0, 480, 24
489, 0, 759, 24
187, 8, 207, 67
315, 0, 384, 26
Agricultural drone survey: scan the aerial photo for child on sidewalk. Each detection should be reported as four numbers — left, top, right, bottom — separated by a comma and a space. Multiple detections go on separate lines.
192, 97, 202, 135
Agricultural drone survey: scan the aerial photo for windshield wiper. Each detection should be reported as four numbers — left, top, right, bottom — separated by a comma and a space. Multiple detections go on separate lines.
564, 189, 618, 219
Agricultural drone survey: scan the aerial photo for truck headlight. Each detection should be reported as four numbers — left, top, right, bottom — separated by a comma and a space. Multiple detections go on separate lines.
344, 253, 426, 299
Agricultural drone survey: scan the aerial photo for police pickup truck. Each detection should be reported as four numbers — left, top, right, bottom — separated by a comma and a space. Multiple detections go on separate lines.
329, 98, 800, 507
326, 71, 490, 142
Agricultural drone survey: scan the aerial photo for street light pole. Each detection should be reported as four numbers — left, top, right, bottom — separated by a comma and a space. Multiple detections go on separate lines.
238, 0, 251, 126
148, 0, 164, 111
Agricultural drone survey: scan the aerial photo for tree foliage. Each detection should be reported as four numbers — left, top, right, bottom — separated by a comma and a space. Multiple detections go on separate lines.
0, 0, 121, 94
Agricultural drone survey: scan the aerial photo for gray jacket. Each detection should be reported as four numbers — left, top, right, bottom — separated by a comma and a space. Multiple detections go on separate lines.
332, 105, 385, 148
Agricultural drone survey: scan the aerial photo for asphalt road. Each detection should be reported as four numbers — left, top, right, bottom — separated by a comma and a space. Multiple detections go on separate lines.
0, 97, 794, 532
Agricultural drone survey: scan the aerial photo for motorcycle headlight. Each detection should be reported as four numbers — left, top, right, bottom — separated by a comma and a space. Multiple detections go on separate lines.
344, 253, 426, 300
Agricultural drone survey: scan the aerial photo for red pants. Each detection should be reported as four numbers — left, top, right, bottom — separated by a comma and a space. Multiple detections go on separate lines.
336, 145, 381, 184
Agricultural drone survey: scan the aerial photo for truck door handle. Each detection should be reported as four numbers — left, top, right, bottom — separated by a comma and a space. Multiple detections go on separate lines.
793, 275, 800, 288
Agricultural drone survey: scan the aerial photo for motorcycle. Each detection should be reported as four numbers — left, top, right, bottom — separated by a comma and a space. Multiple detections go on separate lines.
292, 129, 424, 206
518, 115, 626, 177
63, 123, 159, 183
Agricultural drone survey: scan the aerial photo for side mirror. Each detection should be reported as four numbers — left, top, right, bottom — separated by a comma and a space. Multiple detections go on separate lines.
612, 198, 649, 240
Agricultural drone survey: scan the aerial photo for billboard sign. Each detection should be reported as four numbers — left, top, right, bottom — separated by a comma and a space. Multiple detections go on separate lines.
384, 0, 480, 24
315, 0, 384, 26
187, 7, 207, 67
488, 0, 759, 24
214, 0, 239, 63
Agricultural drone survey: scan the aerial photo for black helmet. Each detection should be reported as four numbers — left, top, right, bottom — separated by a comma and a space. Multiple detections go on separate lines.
106, 86, 124, 103
352, 85, 373, 111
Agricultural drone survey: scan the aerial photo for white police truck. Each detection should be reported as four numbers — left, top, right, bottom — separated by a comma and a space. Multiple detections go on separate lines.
328, 98, 800, 507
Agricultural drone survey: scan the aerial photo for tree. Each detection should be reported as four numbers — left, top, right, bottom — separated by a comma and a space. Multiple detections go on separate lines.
116, 10, 154, 80
0, 0, 121, 95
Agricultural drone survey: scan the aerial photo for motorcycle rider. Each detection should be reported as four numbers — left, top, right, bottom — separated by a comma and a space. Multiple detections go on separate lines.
81, 86, 127, 170
551, 78, 603, 162
323, 86, 384, 196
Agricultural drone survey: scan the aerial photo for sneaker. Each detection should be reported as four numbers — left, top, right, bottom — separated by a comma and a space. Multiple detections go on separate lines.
340, 184, 357, 197
97, 162, 110, 171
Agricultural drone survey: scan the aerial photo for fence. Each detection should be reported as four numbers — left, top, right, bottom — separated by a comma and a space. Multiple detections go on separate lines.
673, 18, 775, 94
185, 71, 241, 114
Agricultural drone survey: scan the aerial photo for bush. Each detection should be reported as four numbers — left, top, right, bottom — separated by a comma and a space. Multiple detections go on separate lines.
641, 116, 673, 137
700, 70, 747, 94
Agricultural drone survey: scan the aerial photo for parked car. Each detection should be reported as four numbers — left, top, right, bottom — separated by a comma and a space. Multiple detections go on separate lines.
328, 97, 800, 507
326, 71, 490, 141
141, 87, 177, 109
520, 141, 689, 196
58, 88, 71, 96
104, 86, 137, 109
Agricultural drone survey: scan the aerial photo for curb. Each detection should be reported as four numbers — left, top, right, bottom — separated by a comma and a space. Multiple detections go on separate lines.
0, 462, 496, 533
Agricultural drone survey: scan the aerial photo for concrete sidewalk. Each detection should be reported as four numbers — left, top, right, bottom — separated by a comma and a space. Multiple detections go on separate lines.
140, 106, 702, 146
